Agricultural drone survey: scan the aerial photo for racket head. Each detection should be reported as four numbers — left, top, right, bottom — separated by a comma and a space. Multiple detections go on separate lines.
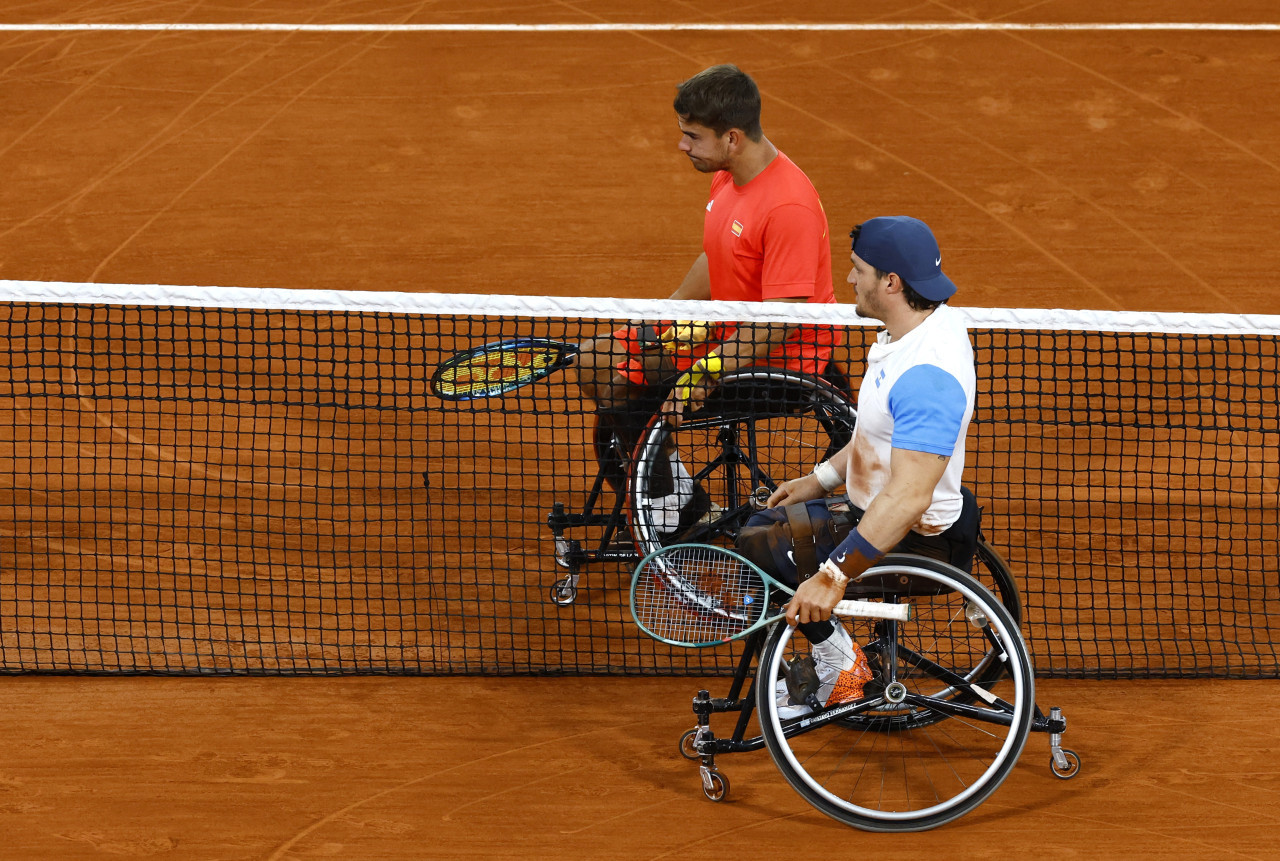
630, 544, 773, 648
431, 338, 577, 400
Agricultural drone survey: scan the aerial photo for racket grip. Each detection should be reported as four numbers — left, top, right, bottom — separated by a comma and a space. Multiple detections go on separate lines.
834, 598, 910, 622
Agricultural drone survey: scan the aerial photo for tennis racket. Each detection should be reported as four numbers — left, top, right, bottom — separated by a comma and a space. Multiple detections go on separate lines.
431, 338, 579, 400
630, 544, 910, 648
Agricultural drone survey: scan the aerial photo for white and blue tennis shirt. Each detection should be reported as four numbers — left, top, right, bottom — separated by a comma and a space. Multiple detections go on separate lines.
842, 302, 976, 535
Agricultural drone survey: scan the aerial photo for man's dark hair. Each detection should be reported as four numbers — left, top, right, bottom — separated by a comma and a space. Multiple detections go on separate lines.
866, 266, 942, 311
673, 64, 763, 140
900, 280, 943, 312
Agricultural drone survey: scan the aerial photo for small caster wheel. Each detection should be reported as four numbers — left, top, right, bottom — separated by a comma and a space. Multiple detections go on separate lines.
702, 770, 730, 802
679, 729, 702, 760
549, 579, 577, 606
1051, 749, 1081, 780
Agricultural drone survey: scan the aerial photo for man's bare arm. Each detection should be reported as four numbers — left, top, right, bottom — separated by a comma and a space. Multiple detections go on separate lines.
785, 447, 950, 626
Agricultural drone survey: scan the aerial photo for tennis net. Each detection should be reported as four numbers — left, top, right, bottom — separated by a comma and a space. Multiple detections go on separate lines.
0, 282, 1276, 678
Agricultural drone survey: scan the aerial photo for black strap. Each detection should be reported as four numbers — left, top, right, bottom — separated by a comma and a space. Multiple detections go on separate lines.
784, 502, 819, 582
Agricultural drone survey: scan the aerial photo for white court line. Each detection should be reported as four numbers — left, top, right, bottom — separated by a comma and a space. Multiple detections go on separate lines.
0, 22, 1276, 32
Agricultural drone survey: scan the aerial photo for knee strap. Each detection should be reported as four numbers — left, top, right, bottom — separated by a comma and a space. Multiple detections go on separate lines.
735, 499, 834, 587
784, 502, 819, 582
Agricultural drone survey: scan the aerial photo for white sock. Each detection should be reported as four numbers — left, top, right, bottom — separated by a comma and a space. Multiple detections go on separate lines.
649, 450, 693, 531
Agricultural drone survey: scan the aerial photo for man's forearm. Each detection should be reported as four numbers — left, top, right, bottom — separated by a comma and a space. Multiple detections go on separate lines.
827, 450, 948, 580
714, 297, 804, 373
669, 253, 711, 300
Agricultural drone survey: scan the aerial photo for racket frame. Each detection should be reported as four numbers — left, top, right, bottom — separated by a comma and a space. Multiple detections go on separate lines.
630, 543, 910, 649
431, 337, 579, 400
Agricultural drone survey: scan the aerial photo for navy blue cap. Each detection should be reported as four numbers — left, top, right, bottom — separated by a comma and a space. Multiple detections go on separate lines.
851, 216, 957, 301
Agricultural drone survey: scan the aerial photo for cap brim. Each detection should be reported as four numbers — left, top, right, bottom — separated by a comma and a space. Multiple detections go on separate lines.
911, 270, 957, 301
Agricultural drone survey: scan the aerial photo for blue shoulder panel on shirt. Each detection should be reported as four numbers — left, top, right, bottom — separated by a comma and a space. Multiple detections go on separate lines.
887, 365, 967, 455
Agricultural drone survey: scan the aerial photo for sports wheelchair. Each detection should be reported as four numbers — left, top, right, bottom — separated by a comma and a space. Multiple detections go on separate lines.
681, 552, 1079, 831
548, 364, 858, 603
545, 365, 1080, 830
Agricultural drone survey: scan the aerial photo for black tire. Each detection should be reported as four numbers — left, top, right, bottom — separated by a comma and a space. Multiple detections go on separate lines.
756, 556, 1035, 832
975, 537, 1021, 626
702, 770, 730, 802
678, 728, 701, 760
1051, 749, 1082, 780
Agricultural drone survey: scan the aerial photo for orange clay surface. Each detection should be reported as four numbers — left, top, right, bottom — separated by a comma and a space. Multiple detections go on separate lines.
1, 676, 1279, 859
1, 2, 1279, 858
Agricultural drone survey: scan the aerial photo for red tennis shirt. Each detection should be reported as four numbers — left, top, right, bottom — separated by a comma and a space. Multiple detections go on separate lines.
703, 151, 836, 367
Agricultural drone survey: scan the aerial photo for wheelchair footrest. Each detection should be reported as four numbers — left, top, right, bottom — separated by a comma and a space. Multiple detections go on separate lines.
547, 506, 617, 531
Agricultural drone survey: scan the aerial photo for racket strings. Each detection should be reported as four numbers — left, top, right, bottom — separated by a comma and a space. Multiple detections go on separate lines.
435, 343, 565, 397
633, 547, 767, 644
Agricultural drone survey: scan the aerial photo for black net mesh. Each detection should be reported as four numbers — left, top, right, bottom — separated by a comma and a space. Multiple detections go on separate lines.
0, 289, 1276, 677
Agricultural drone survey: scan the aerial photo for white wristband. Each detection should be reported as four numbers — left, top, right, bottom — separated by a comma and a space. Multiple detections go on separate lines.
817, 558, 850, 589
812, 460, 843, 492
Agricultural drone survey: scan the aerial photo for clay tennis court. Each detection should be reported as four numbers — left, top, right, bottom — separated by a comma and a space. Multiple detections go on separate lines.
1, 2, 1279, 858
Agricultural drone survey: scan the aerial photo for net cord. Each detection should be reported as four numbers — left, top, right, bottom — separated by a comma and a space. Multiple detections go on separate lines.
4, 280, 1280, 336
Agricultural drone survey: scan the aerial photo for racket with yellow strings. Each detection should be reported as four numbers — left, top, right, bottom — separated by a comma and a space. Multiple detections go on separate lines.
431, 321, 717, 401
431, 338, 579, 400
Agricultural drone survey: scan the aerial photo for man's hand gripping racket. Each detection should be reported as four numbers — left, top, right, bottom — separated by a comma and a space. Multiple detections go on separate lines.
630, 544, 909, 648
428, 322, 715, 401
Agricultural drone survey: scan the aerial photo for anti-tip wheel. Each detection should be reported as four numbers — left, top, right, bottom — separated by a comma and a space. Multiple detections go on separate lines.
549, 580, 577, 606
1051, 749, 1081, 780
679, 728, 701, 761
702, 770, 730, 802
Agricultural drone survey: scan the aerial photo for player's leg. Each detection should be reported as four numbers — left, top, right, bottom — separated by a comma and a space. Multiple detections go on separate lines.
737, 500, 873, 718
580, 325, 719, 526
574, 326, 680, 492
630, 368, 856, 551
739, 490, 1009, 720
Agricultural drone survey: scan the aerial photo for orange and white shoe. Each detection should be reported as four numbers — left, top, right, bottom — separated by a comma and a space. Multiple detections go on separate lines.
776, 622, 873, 720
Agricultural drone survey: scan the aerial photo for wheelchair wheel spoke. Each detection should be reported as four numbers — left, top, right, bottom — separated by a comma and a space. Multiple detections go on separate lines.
756, 558, 1034, 831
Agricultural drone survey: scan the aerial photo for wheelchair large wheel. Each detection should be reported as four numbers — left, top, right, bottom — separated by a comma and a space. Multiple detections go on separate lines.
756, 556, 1034, 832
628, 368, 856, 558
828, 542, 1021, 733
975, 537, 1020, 626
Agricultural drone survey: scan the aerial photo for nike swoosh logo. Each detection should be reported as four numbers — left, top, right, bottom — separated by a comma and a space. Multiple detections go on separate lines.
935, 256, 942, 266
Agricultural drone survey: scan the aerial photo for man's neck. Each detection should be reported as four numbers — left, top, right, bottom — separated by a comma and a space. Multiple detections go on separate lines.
884, 306, 937, 342
728, 136, 778, 185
